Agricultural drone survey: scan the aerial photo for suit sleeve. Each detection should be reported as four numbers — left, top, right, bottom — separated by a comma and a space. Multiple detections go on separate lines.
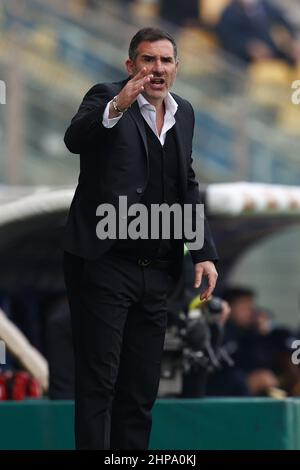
184, 104, 219, 264
64, 84, 112, 154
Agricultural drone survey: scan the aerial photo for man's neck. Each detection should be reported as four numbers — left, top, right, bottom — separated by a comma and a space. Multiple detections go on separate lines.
141, 94, 165, 113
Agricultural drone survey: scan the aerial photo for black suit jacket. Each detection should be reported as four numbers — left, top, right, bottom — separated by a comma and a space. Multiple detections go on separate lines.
63, 79, 218, 279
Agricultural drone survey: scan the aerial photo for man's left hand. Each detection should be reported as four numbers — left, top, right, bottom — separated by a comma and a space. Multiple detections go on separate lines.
194, 261, 218, 300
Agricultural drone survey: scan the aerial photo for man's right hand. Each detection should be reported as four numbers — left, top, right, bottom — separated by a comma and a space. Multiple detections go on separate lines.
109, 67, 153, 118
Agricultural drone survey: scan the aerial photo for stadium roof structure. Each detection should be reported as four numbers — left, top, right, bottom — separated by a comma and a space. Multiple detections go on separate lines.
204, 182, 300, 282
206, 182, 300, 216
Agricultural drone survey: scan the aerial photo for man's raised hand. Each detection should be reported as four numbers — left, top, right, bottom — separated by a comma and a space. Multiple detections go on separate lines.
115, 67, 153, 111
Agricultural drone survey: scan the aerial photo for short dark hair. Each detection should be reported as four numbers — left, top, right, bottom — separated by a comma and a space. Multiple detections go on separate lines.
128, 27, 178, 61
222, 286, 255, 304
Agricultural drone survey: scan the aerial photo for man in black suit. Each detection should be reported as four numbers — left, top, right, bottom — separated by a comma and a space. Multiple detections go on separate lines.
63, 27, 218, 450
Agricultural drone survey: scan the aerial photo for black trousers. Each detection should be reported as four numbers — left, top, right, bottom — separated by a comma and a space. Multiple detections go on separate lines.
63, 250, 170, 450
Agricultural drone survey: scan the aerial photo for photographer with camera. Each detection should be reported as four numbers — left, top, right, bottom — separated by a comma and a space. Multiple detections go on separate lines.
180, 296, 231, 398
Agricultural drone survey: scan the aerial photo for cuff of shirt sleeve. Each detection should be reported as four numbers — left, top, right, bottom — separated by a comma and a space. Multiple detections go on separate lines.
102, 100, 123, 128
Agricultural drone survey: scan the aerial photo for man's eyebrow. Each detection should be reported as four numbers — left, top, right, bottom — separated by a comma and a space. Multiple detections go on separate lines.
141, 54, 174, 60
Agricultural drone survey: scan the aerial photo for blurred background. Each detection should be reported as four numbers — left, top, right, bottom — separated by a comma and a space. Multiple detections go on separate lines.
1, 0, 300, 408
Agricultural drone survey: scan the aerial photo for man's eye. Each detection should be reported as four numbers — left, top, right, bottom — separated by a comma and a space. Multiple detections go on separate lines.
144, 57, 153, 62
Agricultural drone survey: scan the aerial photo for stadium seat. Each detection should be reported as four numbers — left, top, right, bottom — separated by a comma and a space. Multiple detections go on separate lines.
248, 60, 293, 108
200, 0, 231, 26
278, 102, 300, 135
27, 27, 57, 57
249, 60, 293, 85
177, 27, 219, 75
130, 0, 159, 19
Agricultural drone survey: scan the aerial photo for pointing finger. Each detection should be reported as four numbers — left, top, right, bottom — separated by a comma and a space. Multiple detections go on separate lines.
201, 273, 217, 300
132, 67, 149, 81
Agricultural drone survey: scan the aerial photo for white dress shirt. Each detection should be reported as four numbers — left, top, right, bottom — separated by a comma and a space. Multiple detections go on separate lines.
102, 92, 178, 146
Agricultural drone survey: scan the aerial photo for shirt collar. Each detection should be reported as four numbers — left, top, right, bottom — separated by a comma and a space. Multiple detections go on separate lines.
137, 92, 178, 117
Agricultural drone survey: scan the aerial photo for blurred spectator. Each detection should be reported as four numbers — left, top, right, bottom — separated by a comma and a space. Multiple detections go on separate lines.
253, 307, 300, 396
206, 287, 279, 396
207, 288, 300, 396
160, 0, 200, 27
215, 0, 300, 65
206, 286, 258, 396
254, 306, 273, 335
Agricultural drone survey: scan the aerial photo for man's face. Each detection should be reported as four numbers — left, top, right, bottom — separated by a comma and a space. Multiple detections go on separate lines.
126, 39, 178, 104
230, 296, 255, 328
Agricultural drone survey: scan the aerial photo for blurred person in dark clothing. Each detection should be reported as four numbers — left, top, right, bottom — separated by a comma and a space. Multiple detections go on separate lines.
207, 289, 300, 396
215, 0, 300, 65
253, 307, 300, 396
206, 287, 280, 396
160, 0, 200, 27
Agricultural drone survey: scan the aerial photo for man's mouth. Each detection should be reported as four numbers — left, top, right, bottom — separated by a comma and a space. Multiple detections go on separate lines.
149, 77, 165, 88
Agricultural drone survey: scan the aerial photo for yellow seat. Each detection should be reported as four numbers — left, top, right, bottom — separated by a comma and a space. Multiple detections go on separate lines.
27, 27, 57, 57
248, 60, 293, 107
249, 60, 293, 85
178, 26, 219, 51
278, 103, 300, 136
177, 26, 219, 75
200, 0, 231, 26
130, 0, 159, 19
291, 62, 300, 81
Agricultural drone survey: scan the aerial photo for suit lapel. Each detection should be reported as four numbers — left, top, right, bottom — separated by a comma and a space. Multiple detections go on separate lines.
112, 78, 149, 157
128, 101, 149, 160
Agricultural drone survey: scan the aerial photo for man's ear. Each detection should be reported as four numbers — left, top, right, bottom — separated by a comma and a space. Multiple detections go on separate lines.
125, 58, 134, 76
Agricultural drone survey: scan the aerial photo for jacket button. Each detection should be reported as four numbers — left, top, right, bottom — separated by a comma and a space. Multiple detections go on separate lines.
136, 187, 143, 194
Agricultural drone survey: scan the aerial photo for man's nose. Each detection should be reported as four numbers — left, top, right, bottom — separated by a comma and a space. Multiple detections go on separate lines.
152, 60, 164, 74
